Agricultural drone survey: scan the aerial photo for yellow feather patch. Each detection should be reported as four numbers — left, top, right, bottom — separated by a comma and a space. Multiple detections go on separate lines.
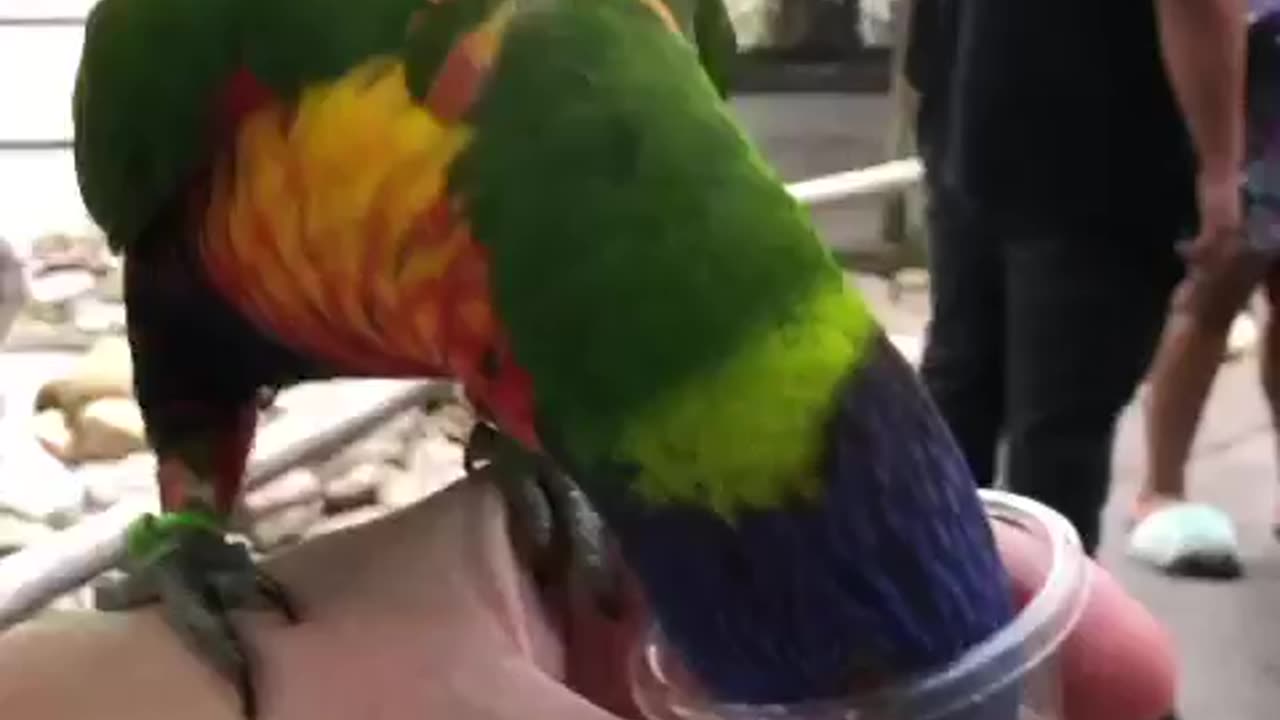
616, 279, 878, 518
201, 58, 476, 370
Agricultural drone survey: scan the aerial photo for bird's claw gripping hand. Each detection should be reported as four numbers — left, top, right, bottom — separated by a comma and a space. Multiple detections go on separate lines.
464, 422, 624, 619
95, 510, 298, 719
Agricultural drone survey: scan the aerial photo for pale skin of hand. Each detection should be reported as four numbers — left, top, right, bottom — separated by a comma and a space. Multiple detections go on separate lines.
0, 479, 1176, 720
0, 480, 633, 720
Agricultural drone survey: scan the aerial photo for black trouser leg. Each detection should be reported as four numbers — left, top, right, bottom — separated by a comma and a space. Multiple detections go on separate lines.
1002, 232, 1179, 554
919, 189, 1006, 487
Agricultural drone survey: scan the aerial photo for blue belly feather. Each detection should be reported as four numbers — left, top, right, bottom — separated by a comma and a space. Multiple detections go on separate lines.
586, 332, 1015, 705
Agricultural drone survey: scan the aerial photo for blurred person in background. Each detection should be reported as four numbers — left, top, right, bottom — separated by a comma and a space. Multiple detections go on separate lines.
905, 0, 1248, 558
1129, 2, 1280, 577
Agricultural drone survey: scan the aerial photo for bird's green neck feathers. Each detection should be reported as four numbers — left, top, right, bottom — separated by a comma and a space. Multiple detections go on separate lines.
460, 0, 878, 515
616, 281, 876, 515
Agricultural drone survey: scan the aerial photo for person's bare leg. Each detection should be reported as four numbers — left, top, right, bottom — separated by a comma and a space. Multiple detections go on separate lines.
1138, 289, 1231, 516
1139, 260, 1258, 519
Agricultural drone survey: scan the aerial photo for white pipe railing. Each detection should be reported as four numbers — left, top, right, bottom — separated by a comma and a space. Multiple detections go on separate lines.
0, 380, 454, 630
786, 157, 923, 205
0, 155, 925, 632
0, 496, 148, 624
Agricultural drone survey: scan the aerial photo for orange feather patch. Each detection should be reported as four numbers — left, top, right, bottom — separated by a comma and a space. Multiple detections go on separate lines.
199, 58, 541, 447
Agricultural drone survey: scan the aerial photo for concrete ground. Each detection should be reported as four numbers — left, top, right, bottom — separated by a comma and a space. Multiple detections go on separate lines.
1106, 357, 1280, 720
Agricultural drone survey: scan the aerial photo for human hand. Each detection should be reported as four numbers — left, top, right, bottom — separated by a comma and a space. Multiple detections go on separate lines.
0, 479, 633, 720
561, 521, 1177, 720
995, 523, 1176, 720
0, 480, 1175, 720
1180, 171, 1245, 270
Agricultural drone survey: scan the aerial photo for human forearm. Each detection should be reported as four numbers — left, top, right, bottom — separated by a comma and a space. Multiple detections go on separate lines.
1155, 0, 1248, 180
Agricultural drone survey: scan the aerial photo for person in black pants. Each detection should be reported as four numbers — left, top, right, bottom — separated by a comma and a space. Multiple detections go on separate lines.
905, 0, 1248, 556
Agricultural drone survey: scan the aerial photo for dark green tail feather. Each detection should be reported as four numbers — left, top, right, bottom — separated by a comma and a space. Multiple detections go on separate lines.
74, 0, 423, 254
74, 0, 241, 253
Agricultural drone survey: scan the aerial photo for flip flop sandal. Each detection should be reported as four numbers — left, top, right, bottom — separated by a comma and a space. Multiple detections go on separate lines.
1126, 503, 1243, 579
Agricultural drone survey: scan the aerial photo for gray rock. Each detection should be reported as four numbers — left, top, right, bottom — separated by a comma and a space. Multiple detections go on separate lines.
376, 462, 462, 510
49, 588, 96, 612
378, 411, 424, 446
75, 397, 148, 462
388, 435, 466, 508
893, 267, 931, 294
858, 0, 898, 47
726, 0, 873, 50
273, 378, 424, 416
0, 511, 52, 558
81, 453, 159, 511
72, 298, 127, 334
315, 431, 407, 479
407, 435, 465, 476
26, 267, 95, 308
248, 409, 317, 464
248, 499, 324, 551
418, 402, 475, 446
241, 467, 321, 518
96, 266, 124, 303
0, 442, 85, 525
29, 232, 111, 272
726, 0, 780, 48
306, 505, 388, 540
0, 235, 27, 343
322, 462, 387, 513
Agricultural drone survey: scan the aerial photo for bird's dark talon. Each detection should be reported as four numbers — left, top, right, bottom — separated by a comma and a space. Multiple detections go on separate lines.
494, 465, 556, 557
463, 422, 625, 619
159, 576, 258, 718
552, 472, 625, 620
463, 421, 501, 472
106, 517, 296, 719
254, 570, 300, 623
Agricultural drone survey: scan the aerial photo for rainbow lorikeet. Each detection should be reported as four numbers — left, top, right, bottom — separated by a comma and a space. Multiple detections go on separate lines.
73, 0, 1013, 715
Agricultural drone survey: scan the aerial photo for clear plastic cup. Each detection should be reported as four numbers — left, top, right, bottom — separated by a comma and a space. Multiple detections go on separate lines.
630, 489, 1092, 720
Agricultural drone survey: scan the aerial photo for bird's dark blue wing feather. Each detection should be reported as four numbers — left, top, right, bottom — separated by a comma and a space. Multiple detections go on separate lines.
584, 332, 1015, 705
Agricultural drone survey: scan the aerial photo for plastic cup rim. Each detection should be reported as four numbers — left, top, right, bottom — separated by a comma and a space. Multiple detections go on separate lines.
630, 488, 1094, 719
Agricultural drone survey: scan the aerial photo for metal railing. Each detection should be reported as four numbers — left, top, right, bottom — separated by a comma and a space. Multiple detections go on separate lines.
788, 158, 922, 205
0, 17, 88, 27
0, 380, 457, 627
